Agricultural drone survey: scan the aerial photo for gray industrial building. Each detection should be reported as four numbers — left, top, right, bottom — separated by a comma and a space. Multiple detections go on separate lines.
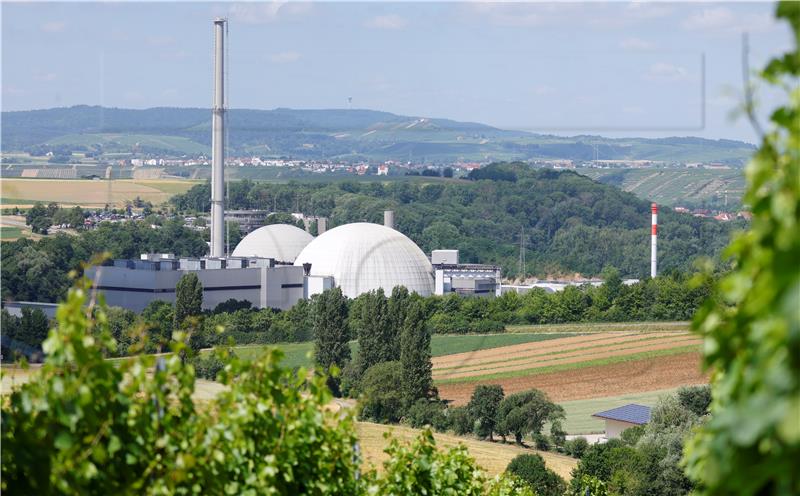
432, 250, 502, 297
85, 253, 305, 312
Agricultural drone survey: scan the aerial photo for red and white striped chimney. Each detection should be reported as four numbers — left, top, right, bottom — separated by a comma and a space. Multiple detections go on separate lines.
651, 203, 658, 278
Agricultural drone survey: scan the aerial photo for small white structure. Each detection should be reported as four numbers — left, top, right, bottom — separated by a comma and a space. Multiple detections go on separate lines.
592, 404, 651, 440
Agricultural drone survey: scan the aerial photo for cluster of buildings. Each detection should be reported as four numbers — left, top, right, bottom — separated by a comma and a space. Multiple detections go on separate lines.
83, 210, 506, 313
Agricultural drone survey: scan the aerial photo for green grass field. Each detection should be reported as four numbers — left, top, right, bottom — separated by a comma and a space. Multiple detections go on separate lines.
0, 226, 23, 239
559, 388, 681, 434
230, 333, 572, 370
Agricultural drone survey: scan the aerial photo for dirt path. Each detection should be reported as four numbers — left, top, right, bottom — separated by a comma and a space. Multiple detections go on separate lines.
437, 352, 708, 405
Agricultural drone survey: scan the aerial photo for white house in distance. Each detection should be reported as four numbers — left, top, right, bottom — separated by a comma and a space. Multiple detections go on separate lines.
592, 404, 651, 440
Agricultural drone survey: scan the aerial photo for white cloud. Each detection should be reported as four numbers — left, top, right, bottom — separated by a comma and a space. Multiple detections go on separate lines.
644, 62, 689, 82
532, 85, 555, 96
682, 7, 735, 31
620, 37, 654, 51
682, 7, 775, 34
269, 51, 302, 63
365, 14, 407, 30
228, 1, 311, 25
40, 21, 65, 33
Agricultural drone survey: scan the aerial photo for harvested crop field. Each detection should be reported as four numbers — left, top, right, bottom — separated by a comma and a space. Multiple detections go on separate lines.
0, 178, 198, 207
433, 331, 701, 382
438, 352, 707, 405
356, 422, 577, 480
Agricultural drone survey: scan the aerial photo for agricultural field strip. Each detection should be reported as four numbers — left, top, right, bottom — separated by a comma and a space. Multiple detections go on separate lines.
434, 345, 701, 385
434, 332, 675, 368
434, 336, 701, 380
433, 333, 693, 373
505, 321, 690, 334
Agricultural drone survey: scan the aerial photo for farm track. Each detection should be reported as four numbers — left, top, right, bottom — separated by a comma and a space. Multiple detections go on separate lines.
438, 352, 707, 405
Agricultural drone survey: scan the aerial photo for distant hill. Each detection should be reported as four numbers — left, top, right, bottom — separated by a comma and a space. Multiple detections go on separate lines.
1, 105, 756, 164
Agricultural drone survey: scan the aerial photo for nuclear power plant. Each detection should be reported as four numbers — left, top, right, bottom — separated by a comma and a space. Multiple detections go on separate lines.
82, 18, 645, 313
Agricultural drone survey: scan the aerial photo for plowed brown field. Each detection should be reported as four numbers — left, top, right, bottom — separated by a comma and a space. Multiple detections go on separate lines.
433, 332, 700, 381
438, 352, 707, 405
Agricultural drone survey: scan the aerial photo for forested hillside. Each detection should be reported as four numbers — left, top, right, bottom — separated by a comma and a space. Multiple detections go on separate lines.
173, 164, 740, 278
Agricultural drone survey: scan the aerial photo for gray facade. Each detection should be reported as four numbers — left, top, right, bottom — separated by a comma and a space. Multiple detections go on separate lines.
85, 256, 304, 313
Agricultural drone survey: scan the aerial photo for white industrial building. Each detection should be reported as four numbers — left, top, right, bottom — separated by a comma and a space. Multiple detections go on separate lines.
231, 223, 314, 262
431, 250, 502, 297
85, 254, 305, 312
294, 222, 435, 299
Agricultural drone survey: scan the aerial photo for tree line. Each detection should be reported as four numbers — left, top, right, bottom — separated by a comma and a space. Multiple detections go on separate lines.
170, 165, 741, 279
2, 269, 713, 364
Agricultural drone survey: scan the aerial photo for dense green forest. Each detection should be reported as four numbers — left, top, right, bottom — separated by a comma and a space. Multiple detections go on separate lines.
173, 164, 741, 278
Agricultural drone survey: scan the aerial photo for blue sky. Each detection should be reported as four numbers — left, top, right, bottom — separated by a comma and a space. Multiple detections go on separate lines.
1, 1, 791, 142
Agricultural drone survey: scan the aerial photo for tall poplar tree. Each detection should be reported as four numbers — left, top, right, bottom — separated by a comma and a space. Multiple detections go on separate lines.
400, 299, 432, 406
312, 287, 350, 395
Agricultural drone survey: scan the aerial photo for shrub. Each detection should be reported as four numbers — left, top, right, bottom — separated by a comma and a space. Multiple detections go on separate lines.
533, 433, 550, 451
565, 437, 589, 459
191, 352, 226, 380
469, 319, 505, 334
358, 361, 405, 423
448, 405, 474, 435
506, 453, 566, 496
405, 399, 449, 432
676, 385, 712, 417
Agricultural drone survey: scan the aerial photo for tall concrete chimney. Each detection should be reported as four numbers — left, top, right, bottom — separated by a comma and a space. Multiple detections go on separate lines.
210, 18, 226, 257
317, 217, 327, 235
384, 210, 395, 230
651, 203, 658, 278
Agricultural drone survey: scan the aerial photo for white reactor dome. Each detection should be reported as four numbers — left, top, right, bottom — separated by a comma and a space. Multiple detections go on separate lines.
231, 224, 314, 263
294, 222, 434, 298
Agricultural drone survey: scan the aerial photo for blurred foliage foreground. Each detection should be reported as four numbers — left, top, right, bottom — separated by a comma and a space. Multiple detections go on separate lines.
1, 279, 532, 495
684, 2, 800, 495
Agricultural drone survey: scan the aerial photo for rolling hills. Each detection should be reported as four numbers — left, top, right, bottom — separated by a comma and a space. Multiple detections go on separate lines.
2, 106, 756, 164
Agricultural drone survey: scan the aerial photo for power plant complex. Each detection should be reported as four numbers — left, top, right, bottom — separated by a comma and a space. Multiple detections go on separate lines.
81, 18, 647, 314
